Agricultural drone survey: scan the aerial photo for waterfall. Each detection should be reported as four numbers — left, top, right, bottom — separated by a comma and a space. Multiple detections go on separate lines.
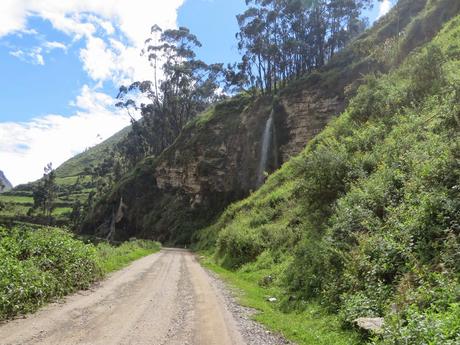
257, 109, 274, 187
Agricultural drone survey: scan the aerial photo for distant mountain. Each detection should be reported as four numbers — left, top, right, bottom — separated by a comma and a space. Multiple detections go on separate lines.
0, 171, 13, 192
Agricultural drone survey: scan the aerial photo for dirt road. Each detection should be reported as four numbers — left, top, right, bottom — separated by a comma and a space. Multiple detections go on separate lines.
0, 249, 249, 345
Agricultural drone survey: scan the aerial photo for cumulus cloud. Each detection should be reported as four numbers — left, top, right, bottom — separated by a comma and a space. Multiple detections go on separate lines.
378, 0, 392, 19
80, 36, 116, 81
0, 0, 185, 84
0, 0, 29, 37
0, 86, 135, 186
0, 0, 186, 185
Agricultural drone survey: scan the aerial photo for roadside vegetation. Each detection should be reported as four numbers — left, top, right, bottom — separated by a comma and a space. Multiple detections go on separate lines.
0, 225, 160, 320
96, 239, 161, 274
197, 12, 460, 345
201, 255, 360, 345
1, 1, 459, 344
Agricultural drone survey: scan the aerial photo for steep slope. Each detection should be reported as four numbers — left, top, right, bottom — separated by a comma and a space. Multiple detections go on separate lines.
0, 171, 12, 193
83, 0, 460, 245
55, 125, 130, 178
201, 10, 460, 344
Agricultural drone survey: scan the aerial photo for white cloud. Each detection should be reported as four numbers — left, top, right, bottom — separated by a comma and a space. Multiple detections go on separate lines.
0, 0, 186, 85
83, 14, 115, 35
0, 0, 29, 37
43, 41, 67, 51
377, 0, 392, 19
10, 41, 67, 65
33, 49, 45, 65
9, 47, 44, 65
15, 28, 38, 37
0, 0, 186, 185
80, 36, 116, 81
9, 50, 24, 58
0, 86, 135, 186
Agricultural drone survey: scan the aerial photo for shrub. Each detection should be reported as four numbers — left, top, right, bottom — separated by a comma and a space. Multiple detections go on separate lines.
0, 226, 102, 319
216, 221, 265, 268
0, 226, 160, 320
376, 303, 460, 345
409, 44, 446, 100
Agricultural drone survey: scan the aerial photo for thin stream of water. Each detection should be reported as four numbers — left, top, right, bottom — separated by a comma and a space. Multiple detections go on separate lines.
257, 109, 274, 187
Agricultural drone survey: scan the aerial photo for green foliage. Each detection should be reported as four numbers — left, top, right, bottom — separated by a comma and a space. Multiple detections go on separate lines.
376, 303, 460, 345
234, 0, 371, 93
200, 254, 361, 345
0, 195, 34, 204
0, 226, 160, 320
200, 12, 460, 345
116, 25, 224, 169
31, 163, 58, 218
96, 240, 161, 274
408, 44, 447, 100
0, 127, 131, 228
210, 164, 301, 268
0, 226, 101, 319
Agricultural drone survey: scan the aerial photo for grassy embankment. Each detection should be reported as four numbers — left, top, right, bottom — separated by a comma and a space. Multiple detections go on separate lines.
197, 9, 460, 345
0, 225, 160, 320
200, 254, 360, 345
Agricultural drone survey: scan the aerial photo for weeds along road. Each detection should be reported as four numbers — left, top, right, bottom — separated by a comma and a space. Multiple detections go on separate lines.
0, 249, 247, 345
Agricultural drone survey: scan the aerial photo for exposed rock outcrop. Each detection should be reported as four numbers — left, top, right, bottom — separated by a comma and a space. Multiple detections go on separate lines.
0, 171, 13, 193
83, 89, 347, 244
84, 96, 282, 243
279, 90, 345, 162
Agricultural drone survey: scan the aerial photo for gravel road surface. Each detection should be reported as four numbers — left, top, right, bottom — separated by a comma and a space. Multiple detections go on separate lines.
0, 249, 291, 345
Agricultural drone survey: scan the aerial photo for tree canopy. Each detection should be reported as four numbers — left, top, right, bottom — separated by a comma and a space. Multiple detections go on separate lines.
231, 0, 373, 93
116, 26, 224, 168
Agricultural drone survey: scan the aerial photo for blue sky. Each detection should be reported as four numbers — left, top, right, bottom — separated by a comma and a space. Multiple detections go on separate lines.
0, 0, 247, 123
0, 18, 90, 122
0, 0, 393, 185
178, 0, 246, 66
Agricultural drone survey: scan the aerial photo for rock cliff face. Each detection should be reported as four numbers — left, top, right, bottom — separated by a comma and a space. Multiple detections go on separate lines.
84, 96, 283, 243
83, 0, 459, 244
153, 96, 288, 197
83, 90, 347, 244
278, 89, 345, 162
0, 171, 13, 193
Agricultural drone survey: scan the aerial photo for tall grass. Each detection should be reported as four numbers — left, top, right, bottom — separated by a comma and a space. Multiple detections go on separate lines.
96, 240, 161, 274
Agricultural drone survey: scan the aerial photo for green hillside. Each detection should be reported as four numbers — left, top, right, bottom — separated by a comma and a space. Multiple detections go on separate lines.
55, 125, 130, 178
0, 126, 130, 226
198, 9, 460, 344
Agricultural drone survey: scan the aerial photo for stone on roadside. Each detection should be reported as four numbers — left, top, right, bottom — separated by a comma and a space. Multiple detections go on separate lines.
353, 317, 384, 333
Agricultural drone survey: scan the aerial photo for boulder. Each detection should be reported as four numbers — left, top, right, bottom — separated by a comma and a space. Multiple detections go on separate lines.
353, 317, 384, 333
